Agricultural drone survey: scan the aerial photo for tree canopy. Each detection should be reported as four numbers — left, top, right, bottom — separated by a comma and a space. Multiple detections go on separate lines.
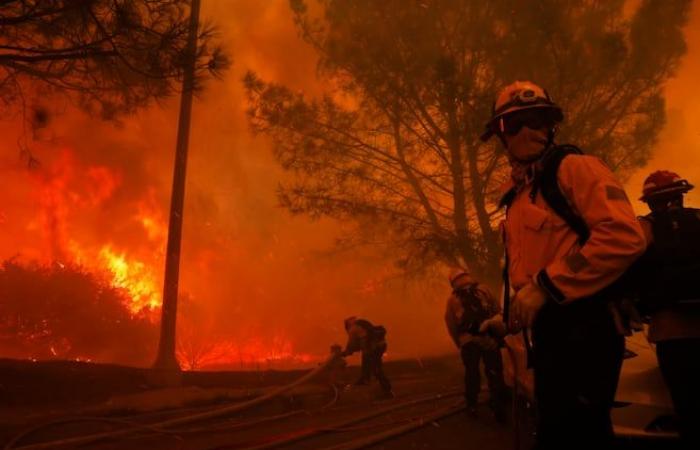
0, 0, 228, 120
246, 0, 690, 282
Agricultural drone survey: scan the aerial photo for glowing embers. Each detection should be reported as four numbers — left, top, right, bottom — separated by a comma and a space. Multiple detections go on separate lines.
176, 334, 318, 371
98, 246, 162, 314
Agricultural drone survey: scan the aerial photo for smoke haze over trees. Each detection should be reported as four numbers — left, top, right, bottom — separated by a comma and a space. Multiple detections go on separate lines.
1, 0, 698, 366
246, 0, 691, 283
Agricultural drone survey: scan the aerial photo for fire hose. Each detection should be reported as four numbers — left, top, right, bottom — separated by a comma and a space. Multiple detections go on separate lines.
238, 389, 463, 450
4, 353, 341, 450
319, 400, 465, 450
173, 383, 340, 435
6, 347, 526, 450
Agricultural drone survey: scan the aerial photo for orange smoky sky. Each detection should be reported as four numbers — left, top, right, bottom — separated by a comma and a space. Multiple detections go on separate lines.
627, 1, 700, 211
0, 0, 450, 366
1, 1, 699, 366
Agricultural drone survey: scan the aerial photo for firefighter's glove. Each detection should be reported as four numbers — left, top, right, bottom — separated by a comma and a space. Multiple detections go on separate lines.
479, 315, 507, 338
510, 280, 547, 329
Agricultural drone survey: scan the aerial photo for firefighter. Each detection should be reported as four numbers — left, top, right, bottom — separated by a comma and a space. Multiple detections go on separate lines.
341, 316, 394, 398
637, 170, 700, 448
482, 81, 646, 449
444, 269, 507, 421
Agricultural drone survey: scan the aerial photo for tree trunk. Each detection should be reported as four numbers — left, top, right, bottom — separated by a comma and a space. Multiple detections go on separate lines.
153, 0, 201, 372
465, 143, 502, 284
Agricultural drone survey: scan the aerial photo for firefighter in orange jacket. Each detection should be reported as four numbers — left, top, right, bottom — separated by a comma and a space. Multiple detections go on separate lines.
445, 269, 507, 421
482, 81, 646, 449
636, 171, 700, 447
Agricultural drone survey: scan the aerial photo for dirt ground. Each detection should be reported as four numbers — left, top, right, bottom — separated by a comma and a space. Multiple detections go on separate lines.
0, 356, 682, 449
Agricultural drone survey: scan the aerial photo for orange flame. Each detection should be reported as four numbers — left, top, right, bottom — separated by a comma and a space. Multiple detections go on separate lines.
136, 190, 168, 242
28, 151, 166, 316
14, 147, 318, 366
98, 245, 162, 314
176, 335, 318, 371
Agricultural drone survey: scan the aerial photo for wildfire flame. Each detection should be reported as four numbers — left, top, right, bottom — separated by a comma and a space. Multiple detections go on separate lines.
30, 152, 166, 316
5, 147, 320, 368
176, 335, 318, 371
98, 246, 162, 314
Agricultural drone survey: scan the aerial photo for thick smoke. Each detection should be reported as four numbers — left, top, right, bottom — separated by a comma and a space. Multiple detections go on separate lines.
0, 0, 698, 368
0, 1, 453, 367
627, 4, 700, 211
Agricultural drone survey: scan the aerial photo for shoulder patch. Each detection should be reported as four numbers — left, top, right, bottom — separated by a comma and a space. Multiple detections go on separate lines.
605, 185, 629, 201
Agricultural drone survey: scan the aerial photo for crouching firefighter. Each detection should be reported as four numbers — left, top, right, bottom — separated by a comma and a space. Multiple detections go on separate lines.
483, 81, 647, 449
636, 171, 700, 448
341, 317, 394, 397
445, 269, 508, 421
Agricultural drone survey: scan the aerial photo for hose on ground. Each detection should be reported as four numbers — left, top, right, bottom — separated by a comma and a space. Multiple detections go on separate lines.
5, 354, 339, 450
235, 389, 462, 450
319, 406, 457, 433
173, 383, 340, 435
2, 416, 184, 450
321, 400, 465, 450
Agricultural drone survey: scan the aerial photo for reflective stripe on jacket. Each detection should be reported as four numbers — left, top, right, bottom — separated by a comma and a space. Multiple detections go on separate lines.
503, 154, 646, 303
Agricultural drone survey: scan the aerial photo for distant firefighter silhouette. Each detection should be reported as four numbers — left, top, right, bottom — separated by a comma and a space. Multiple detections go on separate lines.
445, 269, 507, 421
341, 316, 393, 397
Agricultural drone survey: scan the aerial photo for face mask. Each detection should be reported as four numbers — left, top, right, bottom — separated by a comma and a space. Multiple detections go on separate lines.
504, 125, 550, 163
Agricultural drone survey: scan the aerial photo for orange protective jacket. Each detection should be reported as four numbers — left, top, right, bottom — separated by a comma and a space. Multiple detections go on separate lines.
503, 154, 646, 303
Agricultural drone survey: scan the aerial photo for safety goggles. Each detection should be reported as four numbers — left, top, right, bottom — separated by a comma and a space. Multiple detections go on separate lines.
499, 108, 554, 136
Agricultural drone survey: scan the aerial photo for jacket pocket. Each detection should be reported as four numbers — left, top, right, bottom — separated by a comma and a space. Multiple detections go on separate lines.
523, 203, 569, 233
518, 204, 567, 275
522, 204, 549, 231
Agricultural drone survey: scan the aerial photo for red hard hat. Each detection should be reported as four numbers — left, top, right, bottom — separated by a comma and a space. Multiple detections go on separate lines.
640, 170, 694, 201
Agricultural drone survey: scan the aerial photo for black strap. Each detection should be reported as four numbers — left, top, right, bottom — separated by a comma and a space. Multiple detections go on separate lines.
500, 188, 515, 328
503, 250, 511, 326
531, 145, 590, 245
499, 186, 517, 210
